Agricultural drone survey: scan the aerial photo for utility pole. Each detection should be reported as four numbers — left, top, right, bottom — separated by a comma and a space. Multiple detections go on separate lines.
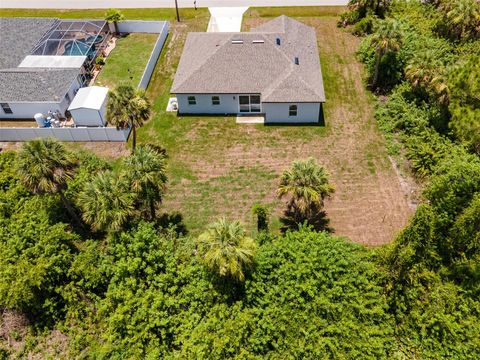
175, 0, 180, 22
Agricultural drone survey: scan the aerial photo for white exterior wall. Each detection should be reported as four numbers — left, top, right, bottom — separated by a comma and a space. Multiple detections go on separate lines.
0, 77, 82, 120
177, 94, 239, 114
176, 95, 322, 123
99, 100, 107, 124
0, 102, 62, 120
70, 108, 105, 127
263, 102, 321, 123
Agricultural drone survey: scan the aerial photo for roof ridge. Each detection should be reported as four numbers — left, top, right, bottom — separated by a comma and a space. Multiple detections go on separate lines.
296, 73, 324, 98
172, 33, 231, 91
262, 65, 294, 100
261, 31, 292, 63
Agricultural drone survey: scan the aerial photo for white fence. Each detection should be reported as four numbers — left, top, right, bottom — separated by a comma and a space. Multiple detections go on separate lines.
0, 127, 131, 142
138, 22, 169, 89
117, 20, 168, 34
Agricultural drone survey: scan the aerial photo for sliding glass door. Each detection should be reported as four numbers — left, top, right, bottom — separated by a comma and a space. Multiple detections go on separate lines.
239, 95, 261, 113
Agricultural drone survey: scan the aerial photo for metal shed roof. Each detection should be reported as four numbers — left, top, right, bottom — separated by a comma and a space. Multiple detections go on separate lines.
68, 86, 109, 111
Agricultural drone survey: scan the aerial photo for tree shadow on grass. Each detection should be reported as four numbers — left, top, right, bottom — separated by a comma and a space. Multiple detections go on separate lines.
280, 201, 333, 234
155, 212, 188, 236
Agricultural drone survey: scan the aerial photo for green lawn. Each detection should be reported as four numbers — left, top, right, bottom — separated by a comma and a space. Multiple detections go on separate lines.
94, 33, 158, 88
0, 8, 208, 21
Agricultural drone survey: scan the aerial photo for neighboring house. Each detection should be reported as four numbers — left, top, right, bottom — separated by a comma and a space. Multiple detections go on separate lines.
171, 16, 326, 123
0, 17, 109, 119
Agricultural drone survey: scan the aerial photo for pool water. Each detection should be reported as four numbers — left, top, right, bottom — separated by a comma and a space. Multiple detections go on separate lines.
64, 40, 96, 56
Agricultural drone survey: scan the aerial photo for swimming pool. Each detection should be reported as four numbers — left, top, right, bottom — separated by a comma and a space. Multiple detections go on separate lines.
64, 40, 96, 56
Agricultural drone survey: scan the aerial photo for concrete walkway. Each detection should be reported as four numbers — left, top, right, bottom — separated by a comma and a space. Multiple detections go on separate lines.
207, 7, 248, 32
0, 0, 348, 9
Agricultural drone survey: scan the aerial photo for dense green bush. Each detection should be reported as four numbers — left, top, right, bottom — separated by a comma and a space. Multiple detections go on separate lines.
380, 160, 480, 357
448, 53, 480, 153
352, 14, 377, 35
176, 228, 394, 359
0, 196, 77, 324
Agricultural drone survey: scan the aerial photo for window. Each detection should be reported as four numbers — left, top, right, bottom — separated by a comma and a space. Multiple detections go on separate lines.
250, 95, 261, 112
239, 95, 261, 113
1, 103, 13, 114
188, 96, 196, 105
212, 96, 220, 105
289, 105, 297, 117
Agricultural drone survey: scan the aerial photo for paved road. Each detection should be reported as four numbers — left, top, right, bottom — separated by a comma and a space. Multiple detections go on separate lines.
1, 0, 348, 9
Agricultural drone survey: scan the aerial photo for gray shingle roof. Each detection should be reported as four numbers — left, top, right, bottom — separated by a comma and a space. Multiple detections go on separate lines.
0, 68, 79, 102
0, 17, 58, 69
171, 16, 325, 103
0, 17, 80, 103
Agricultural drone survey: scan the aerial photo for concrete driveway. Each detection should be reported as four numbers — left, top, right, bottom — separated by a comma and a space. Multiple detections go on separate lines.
207, 7, 248, 32
0, 0, 348, 9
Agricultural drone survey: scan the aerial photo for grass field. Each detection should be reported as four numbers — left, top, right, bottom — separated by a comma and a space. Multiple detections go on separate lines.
94, 33, 158, 88
0, 8, 208, 21
1, 7, 413, 245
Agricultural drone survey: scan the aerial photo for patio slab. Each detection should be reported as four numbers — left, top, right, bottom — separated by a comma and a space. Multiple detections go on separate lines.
236, 115, 265, 124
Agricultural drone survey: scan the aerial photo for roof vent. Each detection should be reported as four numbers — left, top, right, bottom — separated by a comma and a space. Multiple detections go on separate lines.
231, 39, 243, 44
252, 40, 264, 44
276, 37, 281, 45
294, 57, 299, 65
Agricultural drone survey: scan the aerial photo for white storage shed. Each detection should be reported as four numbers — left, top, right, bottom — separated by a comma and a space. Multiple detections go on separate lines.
68, 86, 109, 126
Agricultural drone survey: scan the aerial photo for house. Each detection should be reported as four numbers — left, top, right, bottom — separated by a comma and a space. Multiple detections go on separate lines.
0, 17, 109, 119
171, 16, 326, 123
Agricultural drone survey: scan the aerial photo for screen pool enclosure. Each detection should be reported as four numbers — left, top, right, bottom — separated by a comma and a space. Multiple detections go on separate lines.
31, 20, 108, 59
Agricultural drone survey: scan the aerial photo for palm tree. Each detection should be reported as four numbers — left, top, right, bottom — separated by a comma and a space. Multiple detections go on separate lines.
77, 171, 135, 232
405, 51, 441, 89
107, 85, 151, 154
277, 158, 334, 211
441, 0, 480, 40
196, 219, 256, 282
405, 51, 450, 104
122, 145, 167, 220
369, 19, 402, 89
277, 158, 334, 232
16, 138, 82, 226
349, 0, 391, 18
105, 8, 125, 35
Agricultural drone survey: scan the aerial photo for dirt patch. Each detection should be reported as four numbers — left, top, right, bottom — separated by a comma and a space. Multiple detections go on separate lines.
0, 309, 29, 353
66, 142, 130, 159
